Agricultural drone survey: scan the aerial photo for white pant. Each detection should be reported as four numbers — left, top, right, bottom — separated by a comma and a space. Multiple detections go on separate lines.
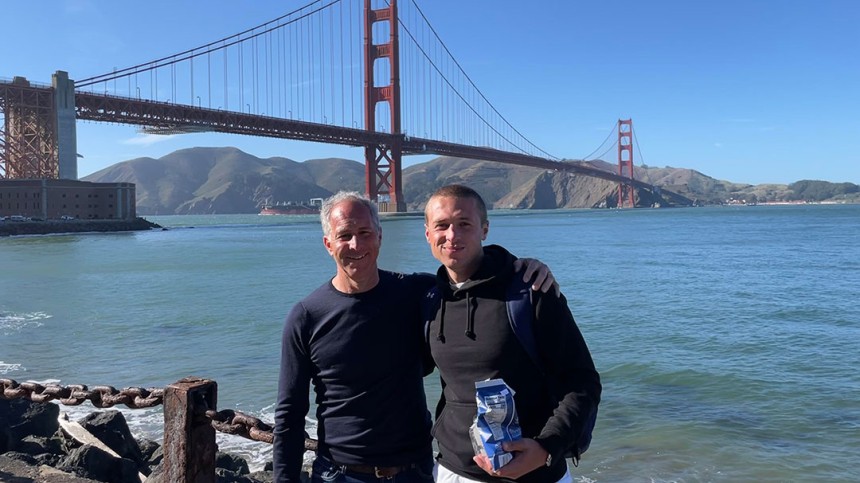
434, 462, 573, 483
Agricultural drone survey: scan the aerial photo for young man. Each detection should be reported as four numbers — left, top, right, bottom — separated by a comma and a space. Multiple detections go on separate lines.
424, 185, 602, 483
273, 191, 556, 483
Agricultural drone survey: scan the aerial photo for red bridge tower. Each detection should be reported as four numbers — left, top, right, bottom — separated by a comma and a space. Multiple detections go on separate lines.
363, 0, 404, 212
617, 119, 635, 208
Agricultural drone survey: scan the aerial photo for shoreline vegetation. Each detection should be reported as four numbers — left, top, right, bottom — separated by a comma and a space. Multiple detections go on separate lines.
0, 218, 162, 237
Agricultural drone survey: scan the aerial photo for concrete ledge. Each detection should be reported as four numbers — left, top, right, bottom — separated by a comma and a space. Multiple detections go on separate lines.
0, 218, 162, 237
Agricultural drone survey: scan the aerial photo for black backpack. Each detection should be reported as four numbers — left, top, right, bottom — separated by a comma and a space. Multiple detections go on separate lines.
423, 276, 597, 465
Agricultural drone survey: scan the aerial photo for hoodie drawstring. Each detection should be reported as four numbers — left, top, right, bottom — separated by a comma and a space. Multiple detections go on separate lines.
436, 289, 477, 342
464, 292, 476, 339
435, 300, 446, 343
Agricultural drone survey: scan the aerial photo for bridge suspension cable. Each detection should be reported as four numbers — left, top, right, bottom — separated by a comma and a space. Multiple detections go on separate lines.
75, 0, 363, 129
632, 124, 647, 167
72, 0, 559, 162
581, 121, 619, 161
77, 0, 336, 88
394, 0, 558, 160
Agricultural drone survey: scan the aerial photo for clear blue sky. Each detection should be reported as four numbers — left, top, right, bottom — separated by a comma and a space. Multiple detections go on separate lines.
2, 0, 858, 185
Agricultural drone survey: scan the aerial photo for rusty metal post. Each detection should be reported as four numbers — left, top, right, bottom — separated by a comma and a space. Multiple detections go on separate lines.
163, 377, 218, 483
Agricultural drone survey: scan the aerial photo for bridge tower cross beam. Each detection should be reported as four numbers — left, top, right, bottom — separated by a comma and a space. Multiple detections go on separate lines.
0, 72, 78, 181
617, 118, 635, 208
363, 0, 405, 213
0, 79, 58, 179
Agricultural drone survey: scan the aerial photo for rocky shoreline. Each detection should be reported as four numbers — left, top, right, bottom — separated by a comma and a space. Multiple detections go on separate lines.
0, 399, 303, 483
0, 218, 162, 237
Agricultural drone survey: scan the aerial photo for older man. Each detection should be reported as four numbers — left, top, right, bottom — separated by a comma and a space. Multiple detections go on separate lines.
273, 191, 555, 483
423, 185, 601, 483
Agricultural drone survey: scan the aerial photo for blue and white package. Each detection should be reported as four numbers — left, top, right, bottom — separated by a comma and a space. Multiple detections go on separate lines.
469, 378, 522, 471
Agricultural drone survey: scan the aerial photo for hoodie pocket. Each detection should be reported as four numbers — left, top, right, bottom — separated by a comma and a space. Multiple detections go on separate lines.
432, 400, 479, 463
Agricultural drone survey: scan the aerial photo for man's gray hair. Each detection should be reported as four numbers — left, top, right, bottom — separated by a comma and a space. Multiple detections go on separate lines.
320, 191, 381, 236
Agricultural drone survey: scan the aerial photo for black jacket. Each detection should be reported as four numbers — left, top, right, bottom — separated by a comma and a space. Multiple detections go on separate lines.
427, 245, 601, 482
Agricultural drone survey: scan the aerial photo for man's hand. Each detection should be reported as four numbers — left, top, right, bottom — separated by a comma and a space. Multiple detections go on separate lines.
514, 258, 561, 296
472, 438, 550, 479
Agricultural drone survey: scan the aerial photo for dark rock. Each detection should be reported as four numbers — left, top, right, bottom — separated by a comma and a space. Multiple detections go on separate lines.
138, 437, 162, 466
0, 453, 99, 482
146, 462, 164, 482
57, 444, 139, 483
147, 444, 163, 469
216, 466, 257, 482
246, 462, 293, 482
2, 450, 38, 465
216, 450, 250, 474
0, 399, 60, 453
16, 434, 63, 456
56, 424, 85, 454
149, 466, 286, 483
77, 410, 144, 468
0, 399, 18, 452
34, 451, 62, 466
21, 401, 61, 437
248, 469, 275, 482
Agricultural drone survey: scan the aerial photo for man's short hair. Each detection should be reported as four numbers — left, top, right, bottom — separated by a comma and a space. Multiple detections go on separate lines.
320, 191, 381, 236
426, 184, 488, 224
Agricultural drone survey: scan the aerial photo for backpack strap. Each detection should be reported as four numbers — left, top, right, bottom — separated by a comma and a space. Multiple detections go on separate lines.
505, 274, 596, 465
505, 276, 540, 371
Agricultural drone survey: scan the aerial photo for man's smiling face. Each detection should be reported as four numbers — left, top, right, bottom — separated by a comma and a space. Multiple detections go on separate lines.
323, 199, 382, 291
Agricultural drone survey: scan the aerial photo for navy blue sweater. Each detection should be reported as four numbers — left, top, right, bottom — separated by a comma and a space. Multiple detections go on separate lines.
273, 270, 435, 482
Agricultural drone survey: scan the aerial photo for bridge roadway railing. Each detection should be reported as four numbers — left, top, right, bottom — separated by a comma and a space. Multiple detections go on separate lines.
74, 91, 387, 147
0, 376, 313, 482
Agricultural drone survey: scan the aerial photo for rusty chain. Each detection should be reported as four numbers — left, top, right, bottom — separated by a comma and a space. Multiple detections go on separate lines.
207, 409, 274, 444
206, 409, 317, 451
1, 378, 317, 450
1, 378, 163, 409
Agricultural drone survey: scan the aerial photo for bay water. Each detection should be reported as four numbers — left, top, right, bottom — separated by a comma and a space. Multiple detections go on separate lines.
2, 205, 858, 482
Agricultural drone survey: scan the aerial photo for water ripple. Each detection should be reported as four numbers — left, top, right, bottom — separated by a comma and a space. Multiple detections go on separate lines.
0, 310, 51, 335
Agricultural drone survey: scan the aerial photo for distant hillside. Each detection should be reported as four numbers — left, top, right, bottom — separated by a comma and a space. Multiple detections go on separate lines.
402, 156, 553, 209
82, 147, 859, 214
84, 147, 362, 215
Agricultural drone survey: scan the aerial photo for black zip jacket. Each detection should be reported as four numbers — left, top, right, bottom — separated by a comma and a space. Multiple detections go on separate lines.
427, 245, 601, 482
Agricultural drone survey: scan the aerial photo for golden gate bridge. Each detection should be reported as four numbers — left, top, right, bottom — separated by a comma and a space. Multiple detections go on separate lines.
0, 0, 691, 211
